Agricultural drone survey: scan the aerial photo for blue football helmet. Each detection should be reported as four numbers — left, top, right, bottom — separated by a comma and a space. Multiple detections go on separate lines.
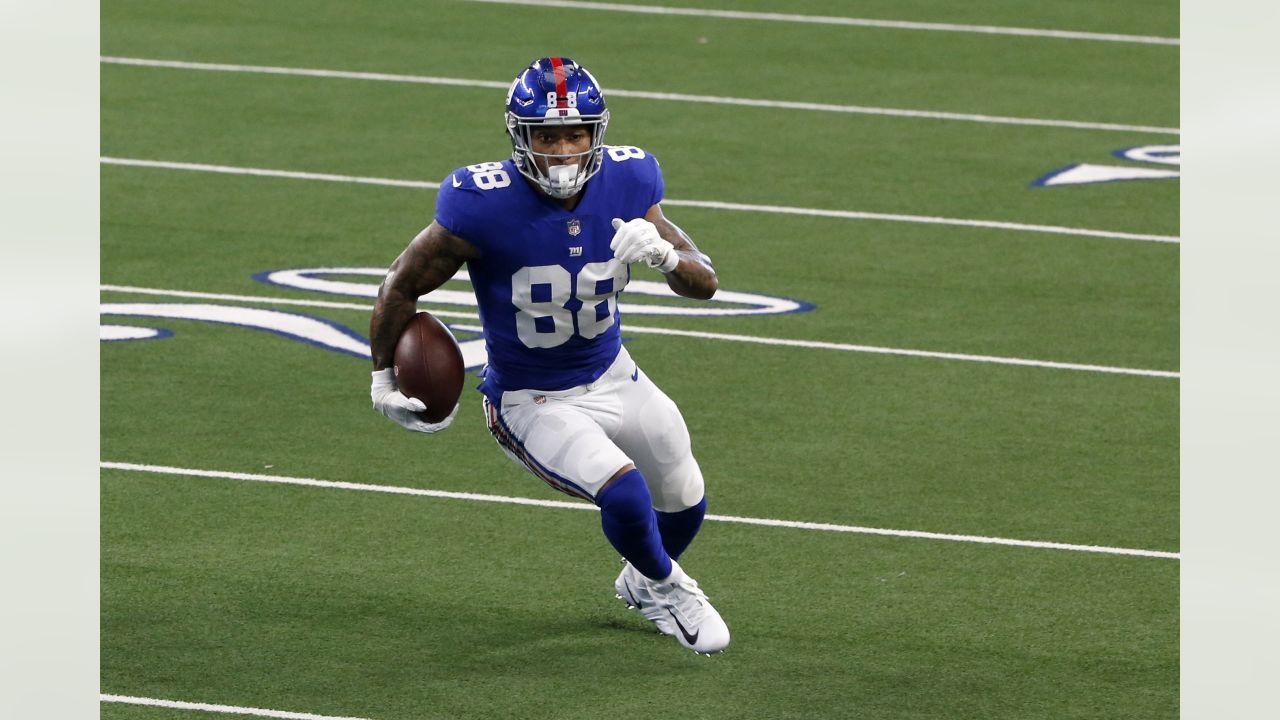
505, 57, 610, 199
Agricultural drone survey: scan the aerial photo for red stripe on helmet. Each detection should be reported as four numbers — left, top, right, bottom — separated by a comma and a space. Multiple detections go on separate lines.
549, 56, 568, 99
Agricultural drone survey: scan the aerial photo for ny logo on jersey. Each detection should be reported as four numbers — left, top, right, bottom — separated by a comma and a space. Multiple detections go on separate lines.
568, 246, 583, 257
567, 219, 581, 236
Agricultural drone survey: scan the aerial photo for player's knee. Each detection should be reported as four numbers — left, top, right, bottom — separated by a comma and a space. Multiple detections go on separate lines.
649, 457, 704, 513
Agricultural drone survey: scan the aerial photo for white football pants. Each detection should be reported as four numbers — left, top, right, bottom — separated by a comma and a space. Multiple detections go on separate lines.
482, 346, 705, 512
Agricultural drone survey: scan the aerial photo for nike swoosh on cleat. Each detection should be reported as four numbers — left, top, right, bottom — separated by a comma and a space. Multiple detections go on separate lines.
668, 610, 699, 646
622, 578, 642, 607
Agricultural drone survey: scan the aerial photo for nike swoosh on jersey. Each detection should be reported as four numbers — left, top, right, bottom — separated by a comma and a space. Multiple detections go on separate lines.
668, 610, 699, 645
451, 174, 462, 187
631, 368, 639, 381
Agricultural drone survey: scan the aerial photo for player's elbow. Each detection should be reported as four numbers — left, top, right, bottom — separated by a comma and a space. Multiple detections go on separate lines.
692, 254, 718, 300
683, 273, 718, 301
700, 275, 719, 300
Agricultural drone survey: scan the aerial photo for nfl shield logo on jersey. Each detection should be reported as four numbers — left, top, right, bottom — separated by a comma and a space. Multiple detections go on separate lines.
567, 219, 581, 236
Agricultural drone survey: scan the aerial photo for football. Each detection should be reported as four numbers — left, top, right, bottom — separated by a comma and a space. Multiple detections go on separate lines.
393, 311, 466, 423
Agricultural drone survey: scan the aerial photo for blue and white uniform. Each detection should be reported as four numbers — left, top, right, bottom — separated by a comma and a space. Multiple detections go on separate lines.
434, 147, 704, 509
435, 147, 660, 399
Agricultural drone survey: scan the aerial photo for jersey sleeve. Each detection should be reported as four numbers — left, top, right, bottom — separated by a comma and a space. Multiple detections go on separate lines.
642, 152, 664, 208
433, 168, 487, 250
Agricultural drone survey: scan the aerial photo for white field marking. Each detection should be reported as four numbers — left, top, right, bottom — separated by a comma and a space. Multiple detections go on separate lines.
463, 0, 1180, 46
99, 285, 1179, 379
99, 56, 1179, 136
659, 198, 1179, 244
100, 157, 1180, 244
100, 156, 440, 190
100, 462, 1180, 560
98, 283, 479, 320
455, 323, 1180, 379
100, 694, 371, 720
101, 325, 166, 341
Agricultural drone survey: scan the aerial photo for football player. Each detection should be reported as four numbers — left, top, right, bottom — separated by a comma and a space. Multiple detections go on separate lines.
368, 57, 728, 653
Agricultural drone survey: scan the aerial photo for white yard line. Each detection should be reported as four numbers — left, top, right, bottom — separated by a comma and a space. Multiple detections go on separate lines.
99, 284, 1179, 378
462, 0, 1179, 45
98, 283, 478, 319
99, 157, 1180, 244
99, 56, 1179, 136
100, 694, 371, 720
658, 198, 1180, 244
99, 462, 1180, 560
100, 156, 440, 189
449, 323, 1179, 379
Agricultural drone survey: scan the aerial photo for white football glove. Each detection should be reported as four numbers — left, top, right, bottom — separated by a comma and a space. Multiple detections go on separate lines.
370, 368, 457, 433
610, 217, 679, 273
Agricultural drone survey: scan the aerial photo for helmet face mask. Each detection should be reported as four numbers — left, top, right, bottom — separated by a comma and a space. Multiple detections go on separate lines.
505, 57, 610, 199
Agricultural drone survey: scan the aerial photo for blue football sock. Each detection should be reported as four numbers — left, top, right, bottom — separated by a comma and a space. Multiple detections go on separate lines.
597, 469, 672, 581
656, 496, 707, 560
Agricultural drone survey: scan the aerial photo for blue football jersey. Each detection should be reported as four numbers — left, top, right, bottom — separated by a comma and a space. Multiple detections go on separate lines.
434, 146, 664, 398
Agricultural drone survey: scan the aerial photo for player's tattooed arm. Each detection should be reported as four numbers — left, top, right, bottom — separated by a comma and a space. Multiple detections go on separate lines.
369, 222, 480, 370
645, 204, 718, 300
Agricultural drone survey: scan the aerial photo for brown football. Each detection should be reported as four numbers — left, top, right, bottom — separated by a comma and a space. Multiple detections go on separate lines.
393, 311, 465, 423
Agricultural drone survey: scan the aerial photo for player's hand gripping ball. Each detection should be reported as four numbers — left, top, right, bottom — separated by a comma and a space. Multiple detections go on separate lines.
369, 312, 463, 433
392, 311, 465, 424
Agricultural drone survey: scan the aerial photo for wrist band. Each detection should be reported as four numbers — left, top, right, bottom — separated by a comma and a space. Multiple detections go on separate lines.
657, 249, 680, 273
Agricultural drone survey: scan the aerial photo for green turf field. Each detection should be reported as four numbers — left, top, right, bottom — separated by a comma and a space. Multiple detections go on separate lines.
101, 1, 1179, 718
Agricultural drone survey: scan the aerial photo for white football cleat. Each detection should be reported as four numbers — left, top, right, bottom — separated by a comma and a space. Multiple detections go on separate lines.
615, 561, 674, 636
640, 560, 731, 654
